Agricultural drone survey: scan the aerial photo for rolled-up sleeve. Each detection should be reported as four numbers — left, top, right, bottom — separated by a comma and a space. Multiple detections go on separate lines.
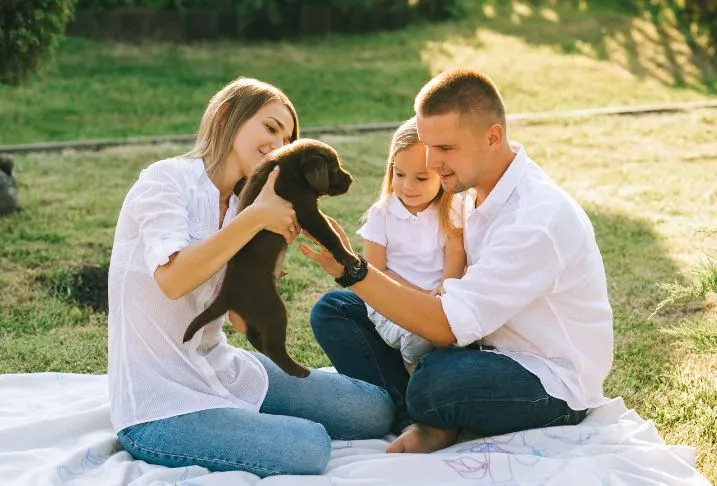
126, 162, 191, 276
356, 204, 387, 246
440, 225, 564, 347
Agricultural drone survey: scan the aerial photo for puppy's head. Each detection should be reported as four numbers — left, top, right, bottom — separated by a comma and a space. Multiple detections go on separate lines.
294, 139, 352, 196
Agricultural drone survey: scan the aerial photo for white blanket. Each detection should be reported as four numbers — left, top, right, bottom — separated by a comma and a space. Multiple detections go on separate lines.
0, 373, 709, 486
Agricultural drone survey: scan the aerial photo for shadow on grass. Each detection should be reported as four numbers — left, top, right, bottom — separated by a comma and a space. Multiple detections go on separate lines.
460, 0, 716, 92
587, 208, 698, 400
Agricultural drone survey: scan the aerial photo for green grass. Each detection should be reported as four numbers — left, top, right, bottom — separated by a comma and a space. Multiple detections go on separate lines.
1, 0, 716, 144
1, 110, 716, 481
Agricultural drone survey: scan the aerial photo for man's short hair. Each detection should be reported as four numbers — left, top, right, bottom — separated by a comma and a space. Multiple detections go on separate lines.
414, 69, 506, 128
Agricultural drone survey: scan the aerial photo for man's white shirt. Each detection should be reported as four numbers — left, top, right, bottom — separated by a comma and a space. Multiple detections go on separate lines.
440, 143, 614, 410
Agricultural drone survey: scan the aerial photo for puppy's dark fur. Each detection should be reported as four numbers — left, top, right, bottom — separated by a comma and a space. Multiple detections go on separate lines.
183, 139, 358, 377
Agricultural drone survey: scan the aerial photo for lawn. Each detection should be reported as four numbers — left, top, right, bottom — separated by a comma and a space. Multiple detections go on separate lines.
1, 109, 716, 480
0, 0, 716, 144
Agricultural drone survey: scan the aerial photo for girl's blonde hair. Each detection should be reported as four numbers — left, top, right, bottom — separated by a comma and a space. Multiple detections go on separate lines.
373, 117, 460, 237
183, 77, 299, 176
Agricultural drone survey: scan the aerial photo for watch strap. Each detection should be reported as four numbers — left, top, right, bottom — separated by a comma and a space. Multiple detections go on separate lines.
334, 255, 368, 288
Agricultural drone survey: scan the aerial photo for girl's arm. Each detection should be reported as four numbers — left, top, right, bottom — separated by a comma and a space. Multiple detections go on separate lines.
431, 232, 466, 296
154, 168, 297, 300
442, 231, 467, 279
363, 240, 426, 292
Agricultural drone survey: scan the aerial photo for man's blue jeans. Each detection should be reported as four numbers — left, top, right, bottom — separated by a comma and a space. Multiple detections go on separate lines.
116, 353, 394, 477
310, 290, 587, 435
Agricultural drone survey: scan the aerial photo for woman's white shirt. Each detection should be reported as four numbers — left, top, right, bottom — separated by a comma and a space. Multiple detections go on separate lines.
108, 157, 268, 433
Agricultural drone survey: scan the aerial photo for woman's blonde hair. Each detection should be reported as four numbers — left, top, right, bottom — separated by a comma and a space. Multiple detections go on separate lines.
372, 117, 460, 237
183, 77, 299, 176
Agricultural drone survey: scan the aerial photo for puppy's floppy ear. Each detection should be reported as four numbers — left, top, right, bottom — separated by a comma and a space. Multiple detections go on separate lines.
300, 155, 330, 194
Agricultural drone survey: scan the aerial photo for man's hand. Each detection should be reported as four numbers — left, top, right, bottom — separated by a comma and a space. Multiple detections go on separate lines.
299, 217, 355, 278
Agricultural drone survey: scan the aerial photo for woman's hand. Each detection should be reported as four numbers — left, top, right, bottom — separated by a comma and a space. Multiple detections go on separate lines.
250, 167, 300, 243
299, 217, 354, 278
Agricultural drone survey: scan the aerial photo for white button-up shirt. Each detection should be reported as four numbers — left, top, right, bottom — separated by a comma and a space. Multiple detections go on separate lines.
108, 157, 268, 433
440, 143, 614, 410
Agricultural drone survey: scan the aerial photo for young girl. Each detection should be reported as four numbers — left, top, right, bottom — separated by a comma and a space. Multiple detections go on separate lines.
357, 117, 465, 373
108, 77, 394, 478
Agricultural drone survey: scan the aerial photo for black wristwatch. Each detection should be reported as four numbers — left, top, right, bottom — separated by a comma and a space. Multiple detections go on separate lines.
334, 255, 369, 288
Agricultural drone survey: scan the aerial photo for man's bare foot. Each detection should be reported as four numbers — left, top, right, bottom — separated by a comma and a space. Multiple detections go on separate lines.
386, 424, 458, 453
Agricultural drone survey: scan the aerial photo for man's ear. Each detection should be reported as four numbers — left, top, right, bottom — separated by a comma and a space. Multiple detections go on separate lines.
487, 123, 503, 147
300, 155, 330, 193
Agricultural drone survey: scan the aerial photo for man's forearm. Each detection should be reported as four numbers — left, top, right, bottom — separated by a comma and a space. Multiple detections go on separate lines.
351, 265, 457, 347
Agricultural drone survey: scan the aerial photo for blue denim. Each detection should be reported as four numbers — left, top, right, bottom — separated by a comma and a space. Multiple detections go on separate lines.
310, 290, 587, 435
117, 352, 394, 477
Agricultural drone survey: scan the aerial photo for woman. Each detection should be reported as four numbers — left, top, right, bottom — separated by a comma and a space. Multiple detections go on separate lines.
108, 78, 394, 477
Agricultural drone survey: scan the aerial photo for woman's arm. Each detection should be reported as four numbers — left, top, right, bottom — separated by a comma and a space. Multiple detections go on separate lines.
154, 205, 266, 300
364, 240, 426, 292
154, 168, 297, 300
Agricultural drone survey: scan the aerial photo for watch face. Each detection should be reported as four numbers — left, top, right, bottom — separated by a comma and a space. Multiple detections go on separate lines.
348, 258, 367, 278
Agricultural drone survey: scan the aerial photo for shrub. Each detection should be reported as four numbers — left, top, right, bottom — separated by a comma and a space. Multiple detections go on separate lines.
683, 0, 717, 53
0, 0, 78, 85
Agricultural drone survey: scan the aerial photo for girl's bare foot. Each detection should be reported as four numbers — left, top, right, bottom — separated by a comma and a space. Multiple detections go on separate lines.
386, 423, 458, 453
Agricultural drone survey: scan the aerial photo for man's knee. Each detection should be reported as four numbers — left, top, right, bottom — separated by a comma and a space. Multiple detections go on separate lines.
405, 348, 474, 427
405, 352, 445, 420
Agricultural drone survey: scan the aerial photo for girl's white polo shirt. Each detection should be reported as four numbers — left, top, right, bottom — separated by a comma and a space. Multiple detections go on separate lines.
357, 193, 461, 291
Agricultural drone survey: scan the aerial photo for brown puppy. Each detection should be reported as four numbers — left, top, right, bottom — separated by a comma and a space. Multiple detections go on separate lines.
183, 139, 358, 377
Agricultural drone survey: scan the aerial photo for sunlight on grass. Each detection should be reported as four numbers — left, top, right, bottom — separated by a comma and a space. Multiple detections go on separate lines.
1, 106, 715, 482
0, 0, 715, 144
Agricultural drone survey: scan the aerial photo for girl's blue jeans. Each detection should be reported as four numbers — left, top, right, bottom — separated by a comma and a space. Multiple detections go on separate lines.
310, 290, 587, 435
116, 352, 394, 477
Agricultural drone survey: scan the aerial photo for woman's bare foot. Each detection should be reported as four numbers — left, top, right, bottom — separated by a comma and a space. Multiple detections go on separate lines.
386, 424, 458, 453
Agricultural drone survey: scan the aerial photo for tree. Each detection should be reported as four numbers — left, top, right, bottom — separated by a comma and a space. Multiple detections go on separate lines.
0, 0, 77, 85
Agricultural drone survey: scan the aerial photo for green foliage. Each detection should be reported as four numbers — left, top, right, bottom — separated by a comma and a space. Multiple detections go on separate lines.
0, 0, 77, 85
683, 0, 717, 51
653, 254, 717, 317
73, 0, 457, 26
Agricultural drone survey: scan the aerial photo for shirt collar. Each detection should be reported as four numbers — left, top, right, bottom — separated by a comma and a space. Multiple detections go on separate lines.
387, 193, 437, 220
191, 157, 239, 202
475, 142, 528, 220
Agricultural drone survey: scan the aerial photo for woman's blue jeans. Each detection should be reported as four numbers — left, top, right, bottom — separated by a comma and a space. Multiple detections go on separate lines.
310, 290, 587, 435
117, 353, 394, 477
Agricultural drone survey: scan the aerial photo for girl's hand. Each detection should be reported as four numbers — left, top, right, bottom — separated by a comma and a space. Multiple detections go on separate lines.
251, 167, 300, 243
429, 285, 445, 297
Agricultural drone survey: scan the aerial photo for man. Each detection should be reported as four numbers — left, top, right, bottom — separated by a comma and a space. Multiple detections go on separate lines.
300, 68, 613, 453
